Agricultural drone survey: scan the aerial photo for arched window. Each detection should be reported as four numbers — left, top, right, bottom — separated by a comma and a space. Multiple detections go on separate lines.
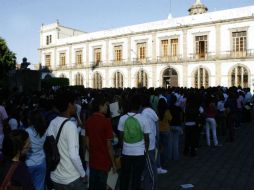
75, 73, 83, 86
136, 70, 148, 87
162, 67, 178, 88
93, 72, 102, 89
59, 73, 66, 78
231, 66, 249, 88
113, 72, 123, 88
194, 67, 209, 88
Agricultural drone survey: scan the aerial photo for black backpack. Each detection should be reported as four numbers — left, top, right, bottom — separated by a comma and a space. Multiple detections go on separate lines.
44, 119, 69, 171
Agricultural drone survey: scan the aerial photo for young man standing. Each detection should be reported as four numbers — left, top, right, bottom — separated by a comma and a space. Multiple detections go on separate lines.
118, 94, 150, 190
85, 94, 116, 190
46, 90, 87, 190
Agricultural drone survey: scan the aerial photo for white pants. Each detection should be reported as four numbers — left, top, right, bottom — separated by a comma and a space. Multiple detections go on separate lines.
205, 118, 218, 146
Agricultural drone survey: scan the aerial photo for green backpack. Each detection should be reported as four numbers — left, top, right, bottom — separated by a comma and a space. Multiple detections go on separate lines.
123, 114, 143, 144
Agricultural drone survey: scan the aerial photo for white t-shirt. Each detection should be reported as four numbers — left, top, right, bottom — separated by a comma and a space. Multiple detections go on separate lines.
118, 112, 151, 156
141, 108, 158, 151
46, 116, 85, 185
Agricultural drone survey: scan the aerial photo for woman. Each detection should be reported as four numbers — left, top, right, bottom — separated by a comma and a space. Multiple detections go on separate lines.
25, 110, 47, 190
0, 129, 35, 190
157, 98, 172, 171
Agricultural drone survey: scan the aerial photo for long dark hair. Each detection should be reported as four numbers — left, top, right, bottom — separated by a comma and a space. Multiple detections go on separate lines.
157, 98, 168, 121
2, 129, 29, 161
29, 110, 47, 137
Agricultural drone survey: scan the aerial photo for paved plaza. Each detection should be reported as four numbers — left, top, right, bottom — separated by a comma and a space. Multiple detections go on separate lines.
158, 116, 254, 190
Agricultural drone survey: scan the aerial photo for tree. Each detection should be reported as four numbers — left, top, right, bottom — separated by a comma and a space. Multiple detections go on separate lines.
0, 37, 16, 84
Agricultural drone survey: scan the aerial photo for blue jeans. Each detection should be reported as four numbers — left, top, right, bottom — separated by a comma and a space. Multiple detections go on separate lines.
28, 161, 46, 190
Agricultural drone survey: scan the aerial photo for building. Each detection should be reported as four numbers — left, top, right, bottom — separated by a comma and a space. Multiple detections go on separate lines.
39, 0, 254, 92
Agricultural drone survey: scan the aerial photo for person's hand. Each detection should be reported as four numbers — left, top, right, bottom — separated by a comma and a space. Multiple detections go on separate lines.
112, 163, 117, 174
81, 175, 88, 184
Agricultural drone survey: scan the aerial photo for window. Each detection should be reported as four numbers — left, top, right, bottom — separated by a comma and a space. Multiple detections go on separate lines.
46, 35, 52, 45
75, 50, 82, 65
195, 35, 208, 59
113, 72, 123, 88
194, 67, 209, 88
94, 48, 101, 66
137, 70, 148, 87
75, 73, 83, 85
171, 39, 178, 58
232, 31, 247, 57
161, 40, 169, 57
137, 43, 146, 62
93, 72, 102, 89
59, 53, 66, 67
231, 66, 248, 88
114, 46, 122, 63
45, 54, 51, 68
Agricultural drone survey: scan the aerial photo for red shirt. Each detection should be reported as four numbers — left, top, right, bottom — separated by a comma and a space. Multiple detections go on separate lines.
85, 112, 113, 172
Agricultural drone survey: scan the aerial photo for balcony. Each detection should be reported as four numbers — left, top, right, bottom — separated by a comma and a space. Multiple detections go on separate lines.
188, 52, 216, 61
132, 58, 151, 65
157, 55, 183, 63
219, 50, 254, 59
110, 59, 127, 66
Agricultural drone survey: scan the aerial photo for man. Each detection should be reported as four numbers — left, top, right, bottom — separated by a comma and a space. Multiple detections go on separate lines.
46, 90, 86, 190
85, 94, 116, 190
118, 94, 150, 190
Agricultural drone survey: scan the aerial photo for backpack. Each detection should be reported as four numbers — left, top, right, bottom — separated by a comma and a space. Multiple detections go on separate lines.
0, 162, 23, 190
123, 114, 143, 144
44, 119, 69, 172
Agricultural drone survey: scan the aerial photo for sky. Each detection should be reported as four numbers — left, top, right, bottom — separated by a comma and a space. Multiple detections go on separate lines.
0, 0, 254, 66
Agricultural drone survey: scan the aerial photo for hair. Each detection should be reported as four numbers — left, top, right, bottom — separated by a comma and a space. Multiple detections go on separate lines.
92, 93, 107, 112
157, 98, 168, 121
2, 129, 29, 161
29, 110, 47, 137
128, 94, 141, 112
141, 93, 151, 108
54, 89, 76, 113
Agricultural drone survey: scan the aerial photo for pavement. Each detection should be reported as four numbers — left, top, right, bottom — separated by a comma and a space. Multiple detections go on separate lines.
158, 117, 254, 190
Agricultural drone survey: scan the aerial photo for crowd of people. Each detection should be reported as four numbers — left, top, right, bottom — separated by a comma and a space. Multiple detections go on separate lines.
0, 86, 253, 190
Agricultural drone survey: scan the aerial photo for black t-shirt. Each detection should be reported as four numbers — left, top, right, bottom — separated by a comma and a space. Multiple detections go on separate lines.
170, 105, 182, 126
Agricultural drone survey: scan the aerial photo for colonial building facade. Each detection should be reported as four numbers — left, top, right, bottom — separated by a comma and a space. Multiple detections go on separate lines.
39, 0, 254, 91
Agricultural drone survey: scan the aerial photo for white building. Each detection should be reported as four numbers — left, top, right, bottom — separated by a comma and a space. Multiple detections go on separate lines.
39, 0, 254, 92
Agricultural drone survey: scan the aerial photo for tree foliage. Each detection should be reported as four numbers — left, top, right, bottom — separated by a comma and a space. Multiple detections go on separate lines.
0, 37, 16, 81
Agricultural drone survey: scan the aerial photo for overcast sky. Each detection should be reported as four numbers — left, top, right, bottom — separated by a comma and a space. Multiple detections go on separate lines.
0, 0, 253, 65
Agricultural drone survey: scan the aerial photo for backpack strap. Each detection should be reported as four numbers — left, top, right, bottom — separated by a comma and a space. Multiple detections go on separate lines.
56, 119, 69, 144
0, 162, 19, 189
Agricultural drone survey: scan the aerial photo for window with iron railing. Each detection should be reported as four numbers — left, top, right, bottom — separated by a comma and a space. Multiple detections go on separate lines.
75, 73, 83, 85
45, 54, 51, 68
161, 40, 169, 58
94, 48, 101, 66
137, 70, 148, 87
232, 31, 247, 57
93, 72, 102, 89
194, 67, 209, 88
171, 39, 178, 61
59, 53, 66, 67
137, 43, 146, 63
231, 66, 248, 88
114, 46, 122, 63
195, 35, 208, 59
114, 72, 123, 88
75, 50, 82, 65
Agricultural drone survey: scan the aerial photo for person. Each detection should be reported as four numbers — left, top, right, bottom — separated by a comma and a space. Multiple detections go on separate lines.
0, 129, 35, 190
25, 110, 47, 190
141, 93, 158, 190
157, 98, 172, 169
85, 94, 116, 190
118, 94, 150, 190
46, 89, 87, 190
0, 97, 8, 149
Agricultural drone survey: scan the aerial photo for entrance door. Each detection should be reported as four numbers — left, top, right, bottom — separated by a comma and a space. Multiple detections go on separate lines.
162, 68, 178, 88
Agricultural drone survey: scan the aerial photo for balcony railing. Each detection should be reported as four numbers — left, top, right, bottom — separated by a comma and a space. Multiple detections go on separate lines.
157, 55, 183, 63
52, 49, 254, 70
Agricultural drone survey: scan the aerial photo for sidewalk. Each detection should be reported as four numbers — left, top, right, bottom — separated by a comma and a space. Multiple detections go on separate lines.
158, 119, 254, 190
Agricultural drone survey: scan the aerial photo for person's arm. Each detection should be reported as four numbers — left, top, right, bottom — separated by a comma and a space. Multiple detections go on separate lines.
66, 123, 86, 178
107, 140, 116, 173
144, 133, 149, 153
